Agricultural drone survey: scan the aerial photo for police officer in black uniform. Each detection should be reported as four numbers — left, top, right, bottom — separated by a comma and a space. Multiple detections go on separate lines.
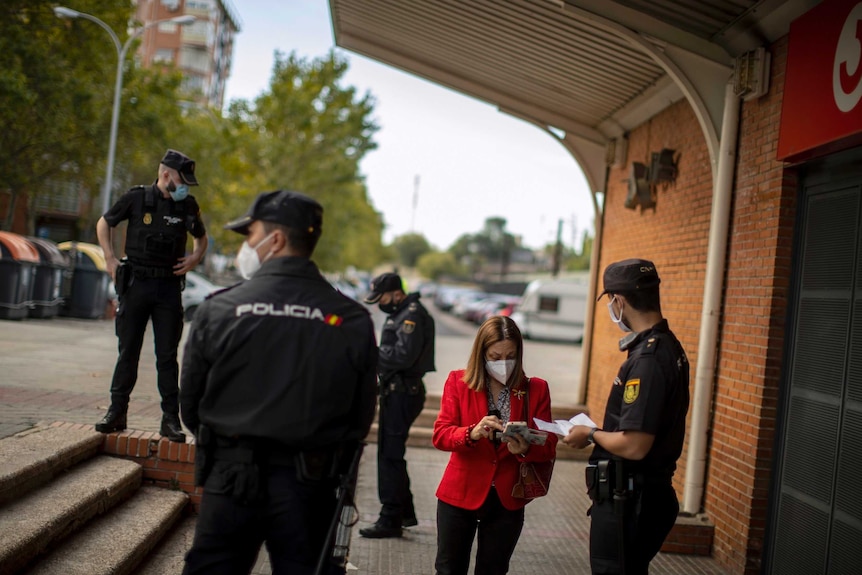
563, 258, 690, 575
179, 190, 378, 575
95, 149, 207, 442
359, 272, 435, 539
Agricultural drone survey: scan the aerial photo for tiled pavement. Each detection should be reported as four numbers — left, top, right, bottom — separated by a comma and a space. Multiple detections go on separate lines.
0, 317, 732, 574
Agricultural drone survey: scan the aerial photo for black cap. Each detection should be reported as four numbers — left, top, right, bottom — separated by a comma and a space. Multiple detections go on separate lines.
224, 190, 323, 236
363, 273, 404, 303
597, 258, 661, 300
161, 149, 198, 186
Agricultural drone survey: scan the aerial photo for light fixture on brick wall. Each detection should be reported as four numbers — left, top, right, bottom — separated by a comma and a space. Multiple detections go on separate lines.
649, 148, 679, 188
625, 148, 679, 212
625, 162, 655, 211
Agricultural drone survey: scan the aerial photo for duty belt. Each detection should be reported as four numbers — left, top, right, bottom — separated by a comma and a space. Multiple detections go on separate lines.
131, 265, 177, 279
380, 374, 423, 396
586, 459, 671, 502
212, 436, 297, 466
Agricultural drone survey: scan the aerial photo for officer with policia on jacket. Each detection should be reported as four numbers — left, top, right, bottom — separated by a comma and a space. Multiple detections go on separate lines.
180, 190, 378, 574
95, 149, 207, 442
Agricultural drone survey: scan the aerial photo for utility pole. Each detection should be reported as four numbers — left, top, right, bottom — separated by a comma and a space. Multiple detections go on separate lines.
552, 218, 564, 277
411, 174, 420, 233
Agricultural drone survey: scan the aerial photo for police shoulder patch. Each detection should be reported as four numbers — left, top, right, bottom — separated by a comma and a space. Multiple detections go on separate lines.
623, 378, 640, 404
402, 320, 416, 334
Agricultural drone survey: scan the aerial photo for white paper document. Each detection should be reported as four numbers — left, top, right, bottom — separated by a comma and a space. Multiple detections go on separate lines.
534, 413, 598, 436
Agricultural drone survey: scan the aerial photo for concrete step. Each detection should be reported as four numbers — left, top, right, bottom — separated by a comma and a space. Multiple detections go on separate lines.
26, 486, 188, 575
132, 515, 197, 575
0, 455, 142, 575
0, 424, 103, 506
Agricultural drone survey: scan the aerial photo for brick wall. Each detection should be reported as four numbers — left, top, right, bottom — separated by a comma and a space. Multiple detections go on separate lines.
101, 430, 202, 511
585, 36, 795, 575
707, 36, 795, 575
588, 95, 713, 500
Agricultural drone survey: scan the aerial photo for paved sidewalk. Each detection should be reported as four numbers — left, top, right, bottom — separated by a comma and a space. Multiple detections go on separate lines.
0, 317, 731, 574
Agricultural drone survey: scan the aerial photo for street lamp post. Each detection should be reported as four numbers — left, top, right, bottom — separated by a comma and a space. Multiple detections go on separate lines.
53, 7, 195, 216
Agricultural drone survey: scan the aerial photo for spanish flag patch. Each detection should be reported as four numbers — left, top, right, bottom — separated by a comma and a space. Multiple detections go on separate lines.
623, 379, 640, 404
324, 314, 343, 326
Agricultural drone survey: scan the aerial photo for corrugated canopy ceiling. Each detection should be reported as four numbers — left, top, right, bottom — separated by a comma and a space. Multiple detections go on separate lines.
330, 0, 817, 191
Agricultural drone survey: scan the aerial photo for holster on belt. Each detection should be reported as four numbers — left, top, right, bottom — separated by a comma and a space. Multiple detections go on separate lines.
194, 424, 215, 487
378, 373, 398, 397
378, 373, 422, 396
115, 259, 132, 297
586, 460, 613, 502
296, 446, 343, 485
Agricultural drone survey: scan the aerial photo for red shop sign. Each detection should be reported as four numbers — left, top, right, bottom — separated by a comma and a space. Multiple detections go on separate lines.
778, 0, 862, 161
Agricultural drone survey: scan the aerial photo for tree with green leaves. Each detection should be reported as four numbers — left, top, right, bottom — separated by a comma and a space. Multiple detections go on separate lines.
3, 5, 386, 272
417, 251, 465, 281
1, 1, 192, 235
1, 0, 127, 232
175, 51, 386, 272
391, 232, 432, 268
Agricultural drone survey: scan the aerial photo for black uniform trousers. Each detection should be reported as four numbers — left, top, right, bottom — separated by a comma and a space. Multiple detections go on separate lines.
435, 487, 525, 575
110, 275, 183, 415
184, 461, 343, 575
377, 380, 425, 525
589, 482, 679, 575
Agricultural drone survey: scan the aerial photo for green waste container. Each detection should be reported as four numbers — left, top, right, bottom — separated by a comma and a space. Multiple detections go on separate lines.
0, 231, 39, 320
25, 237, 69, 319
58, 242, 110, 319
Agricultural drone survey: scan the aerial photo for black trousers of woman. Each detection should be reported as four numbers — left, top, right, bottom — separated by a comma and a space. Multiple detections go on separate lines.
435, 487, 525, 575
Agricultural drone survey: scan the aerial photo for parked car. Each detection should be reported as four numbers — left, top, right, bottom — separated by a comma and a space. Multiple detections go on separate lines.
330, 279, 360, 301
475, 295, 521, 324
183, 270, 225, 321
434, 285, 476, 312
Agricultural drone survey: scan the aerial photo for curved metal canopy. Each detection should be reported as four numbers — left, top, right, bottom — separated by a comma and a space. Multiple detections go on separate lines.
330, 0, 817, 194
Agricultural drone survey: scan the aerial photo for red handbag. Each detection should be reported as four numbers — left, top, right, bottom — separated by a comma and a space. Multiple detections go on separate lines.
511, 379, 555, 500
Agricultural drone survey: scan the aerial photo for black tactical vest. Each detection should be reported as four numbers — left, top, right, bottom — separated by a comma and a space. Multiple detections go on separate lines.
124, 186, 193, 267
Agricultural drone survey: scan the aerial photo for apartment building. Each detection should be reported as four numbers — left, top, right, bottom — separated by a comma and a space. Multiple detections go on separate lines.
134, 0, 241, 109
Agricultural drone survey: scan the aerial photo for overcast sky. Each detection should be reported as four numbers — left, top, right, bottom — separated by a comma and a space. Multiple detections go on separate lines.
222, 0, 595, 252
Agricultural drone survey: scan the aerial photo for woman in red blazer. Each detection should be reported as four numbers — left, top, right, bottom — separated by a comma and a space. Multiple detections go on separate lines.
432, 315, 557, 575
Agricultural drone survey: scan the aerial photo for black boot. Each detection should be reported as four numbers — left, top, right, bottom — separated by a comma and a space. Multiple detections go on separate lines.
359, 520, 402, 539
95, 407, 127, 433
160, 414, 186, 443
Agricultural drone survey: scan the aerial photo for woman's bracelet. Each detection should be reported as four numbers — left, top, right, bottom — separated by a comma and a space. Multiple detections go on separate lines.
465, 424, 477, 447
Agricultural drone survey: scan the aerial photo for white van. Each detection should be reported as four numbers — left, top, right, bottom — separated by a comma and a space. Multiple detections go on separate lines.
510, 276, 589, 343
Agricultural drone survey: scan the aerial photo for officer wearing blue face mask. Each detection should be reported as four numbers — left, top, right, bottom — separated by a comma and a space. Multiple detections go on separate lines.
180, 190, 377, 574
359, 272, 436, 538
563, 258, 690, 575
94, 149, 207, 442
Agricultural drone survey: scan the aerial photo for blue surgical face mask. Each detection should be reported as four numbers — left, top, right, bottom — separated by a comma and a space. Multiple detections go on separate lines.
170, 184, 190, 202
607, 296, 632, 333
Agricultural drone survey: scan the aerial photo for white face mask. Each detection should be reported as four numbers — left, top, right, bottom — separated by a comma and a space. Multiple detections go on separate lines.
486, 359, 516, 385
607, 296, 632, 333
236, 232, 276, 280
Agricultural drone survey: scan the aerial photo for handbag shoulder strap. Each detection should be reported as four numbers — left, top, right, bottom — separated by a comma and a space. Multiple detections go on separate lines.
522, 377, 530, 422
